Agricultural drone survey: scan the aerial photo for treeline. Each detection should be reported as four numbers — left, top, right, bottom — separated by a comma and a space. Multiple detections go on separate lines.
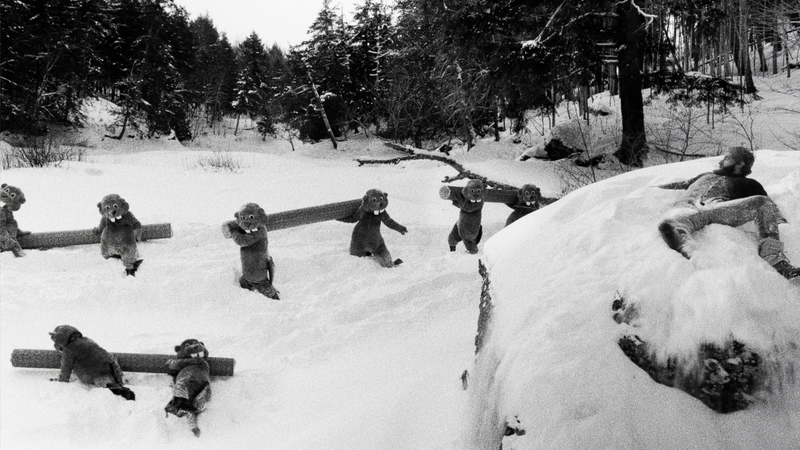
2, 0, 798, 165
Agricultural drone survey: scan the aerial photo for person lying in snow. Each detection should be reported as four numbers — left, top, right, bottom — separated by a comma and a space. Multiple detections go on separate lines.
657, 146, 800, 280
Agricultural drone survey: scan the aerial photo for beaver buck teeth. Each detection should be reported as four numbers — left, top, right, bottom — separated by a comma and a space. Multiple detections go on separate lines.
191, 352, 203, 358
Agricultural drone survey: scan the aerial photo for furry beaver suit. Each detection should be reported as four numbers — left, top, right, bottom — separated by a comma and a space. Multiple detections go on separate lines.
222, 203, 279, 299
505, 184, 543, 227
49, 325, 135, 400
0, 183, 29, 257
93, 194, 143, 276
165, 339, 211, 436
448, 179, 485, 254
338, 188, 407, 267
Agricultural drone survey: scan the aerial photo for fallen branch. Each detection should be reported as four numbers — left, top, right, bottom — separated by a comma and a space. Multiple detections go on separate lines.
355, 142, 518, 190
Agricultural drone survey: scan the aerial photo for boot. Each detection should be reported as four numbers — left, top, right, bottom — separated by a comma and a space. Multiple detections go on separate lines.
772, 260, 800, 280
658, 220, 691, 258
125, 259, 143, 277
107, 384, 136, 401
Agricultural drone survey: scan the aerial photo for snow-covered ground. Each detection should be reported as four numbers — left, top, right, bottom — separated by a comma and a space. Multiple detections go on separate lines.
1, 73, 799, 450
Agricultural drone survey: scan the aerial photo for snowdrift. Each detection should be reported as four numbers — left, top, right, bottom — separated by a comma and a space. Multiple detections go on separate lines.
468, 150, 800, 450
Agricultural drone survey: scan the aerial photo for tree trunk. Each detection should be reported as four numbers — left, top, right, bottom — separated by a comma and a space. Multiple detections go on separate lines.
307, 70, 339, 150
613, 0, 648, 167
738, 0, 757, 94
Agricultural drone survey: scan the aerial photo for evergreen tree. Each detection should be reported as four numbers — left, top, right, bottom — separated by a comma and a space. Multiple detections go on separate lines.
233, 32, 270, 136
188, 16, 237, 123
1, 0, 111, 133
346, 0, 394, 132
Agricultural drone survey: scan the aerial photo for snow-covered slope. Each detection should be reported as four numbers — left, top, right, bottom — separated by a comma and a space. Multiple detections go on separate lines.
468, 150, 800, 450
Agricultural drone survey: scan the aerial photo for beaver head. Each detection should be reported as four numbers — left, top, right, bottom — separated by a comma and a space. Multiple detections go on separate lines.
49, 325, 83, 352
174, 339, 209, 359
1, 184, 26, 211
462, 180, 485, 203
97, 194, 130, 222
517, 184, 541, 206
361, 189, 388, 216
234, 203, 268, 233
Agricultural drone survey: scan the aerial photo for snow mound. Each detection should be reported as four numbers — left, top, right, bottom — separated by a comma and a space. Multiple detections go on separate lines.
468, 150, 800, 450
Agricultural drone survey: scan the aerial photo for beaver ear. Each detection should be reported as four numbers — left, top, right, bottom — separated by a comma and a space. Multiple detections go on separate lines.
68, 331, 82, 343
1, 183, 6, 188
18, 196, 26, 204
258, 207, 267, 221
120, 198, 128, 209
234, 211, 240, 220
174, 345, 182, 353
97, 202, 102, 210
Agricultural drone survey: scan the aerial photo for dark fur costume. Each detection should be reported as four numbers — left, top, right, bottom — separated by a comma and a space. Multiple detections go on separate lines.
339, 189, 407, 267
505, 184, 542, 227
93, 194, 142, 275
448, 180, 485, 254
49, 325, 135, 400
165, 339, 211, 437
222, 203, 279, 299
0, 183, 29, 257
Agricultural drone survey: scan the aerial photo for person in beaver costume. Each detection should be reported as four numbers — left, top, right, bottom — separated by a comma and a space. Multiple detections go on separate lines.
93, 194, 143, 276
338, 188, 408, 267
165, 338, 211, 437
0, 183, 30, 257
448, 179, 485, 254
504, 184, 543, 227
222, 203, 280, 299
48, 325, 135, 401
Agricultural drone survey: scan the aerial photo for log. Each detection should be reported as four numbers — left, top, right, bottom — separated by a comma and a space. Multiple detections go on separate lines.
439, 185, 519, 203
263, 199, 362, 231
10, 349, 235, 377
17, 223, 173, 250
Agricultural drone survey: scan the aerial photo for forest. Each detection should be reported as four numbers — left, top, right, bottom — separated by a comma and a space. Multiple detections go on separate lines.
2, 0, 799, 167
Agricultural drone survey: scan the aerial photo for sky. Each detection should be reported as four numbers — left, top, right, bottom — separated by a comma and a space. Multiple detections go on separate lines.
174, 0, 364, 48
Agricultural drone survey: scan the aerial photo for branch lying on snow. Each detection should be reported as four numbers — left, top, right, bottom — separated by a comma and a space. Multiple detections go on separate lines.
355, 142, 519, 191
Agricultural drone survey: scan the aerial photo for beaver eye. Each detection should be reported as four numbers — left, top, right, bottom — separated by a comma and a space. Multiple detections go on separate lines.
113, 204, 118, 208
105, 205, 111, 209
248, 214, 254, 219
9, 193, 15, 198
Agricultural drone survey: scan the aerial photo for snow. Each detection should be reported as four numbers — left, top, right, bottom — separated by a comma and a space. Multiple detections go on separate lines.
2, 74, 800, 450
469, 151, 800, 450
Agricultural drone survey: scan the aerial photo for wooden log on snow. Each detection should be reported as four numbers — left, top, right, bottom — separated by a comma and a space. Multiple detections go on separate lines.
17, 223, 173, 250
263, 199, 362, 231
10, 349, 235, 377
439, 185, 519, 204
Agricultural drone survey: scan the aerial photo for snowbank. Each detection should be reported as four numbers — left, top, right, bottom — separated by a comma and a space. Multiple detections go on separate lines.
469, 150, 800, 450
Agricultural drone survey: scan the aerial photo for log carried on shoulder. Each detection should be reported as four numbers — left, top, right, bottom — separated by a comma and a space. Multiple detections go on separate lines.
11, 348, 235, 377
439, 185, 519, 203
263, 199, 362, 231
17, 223, 173, 250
